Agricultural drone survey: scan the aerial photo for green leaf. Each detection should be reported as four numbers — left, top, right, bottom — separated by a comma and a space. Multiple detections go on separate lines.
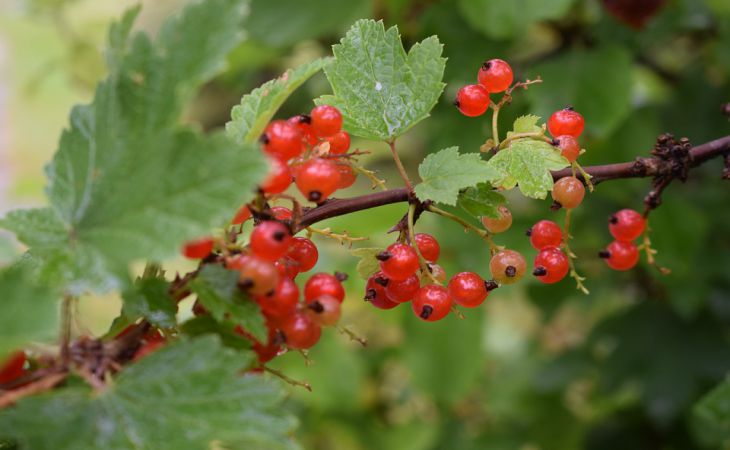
316, 19, 446, 141
350, 247, 383, 280
0, 0, 266, 293
511, 114, 542, 134
485, 139, 569, 199
121, 277, 177, 328
226, 57, 332, 144
181, 316, 254, 351
457, 0, 576, 39
0, 265, 58, 360
414, 147, 497, 205
189, 265, 267, 342
457, 184, 507, 219
692, 377, 730, 448
0, 337, 297, 450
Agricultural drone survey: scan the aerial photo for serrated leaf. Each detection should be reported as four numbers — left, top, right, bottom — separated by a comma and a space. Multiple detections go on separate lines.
414, 147, 497, 205
316, 19, 446, 141
0, 265, 58, 360
0, 337, 297, 450
181, 316, 254, 351
512, 114, 542, 134
189, 265, 267, 342
121, 277, 177, 328
485, 139, 570, 199
0, 0, 265, 293
457, 184, 507, 219
692, 377, 730, 447
226, 57, 332, 144
350, 247, 383, 280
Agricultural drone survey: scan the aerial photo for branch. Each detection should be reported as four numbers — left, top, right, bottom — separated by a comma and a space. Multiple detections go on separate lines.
298, 135, 730, 229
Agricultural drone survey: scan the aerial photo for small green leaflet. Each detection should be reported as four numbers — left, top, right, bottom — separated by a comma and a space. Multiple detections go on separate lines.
121, 277, 177, 329
414, 147, 498, 205
0, 337, 297, 450
511, 114, 542, 134
189, 265, 267, 342
457, 184, 507, 219
485, 139, 570, 199
692, 377, 730, 447
0, 265, 58, 360
227, 57, 332, 144
350, 247, 383, 280
316, 19, 446, 141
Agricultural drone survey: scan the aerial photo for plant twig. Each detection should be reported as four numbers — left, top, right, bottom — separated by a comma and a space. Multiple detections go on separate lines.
562, 209, 589, 294
387, 140, 414, 192
425, 204, 500, 255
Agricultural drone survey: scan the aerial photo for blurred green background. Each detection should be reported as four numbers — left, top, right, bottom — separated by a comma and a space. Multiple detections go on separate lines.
1, 0, 729, 448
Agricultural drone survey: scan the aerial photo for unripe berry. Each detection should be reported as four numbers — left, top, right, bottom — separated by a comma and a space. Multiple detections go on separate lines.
609, 209, 645, 242
480, 205, 512, 233
454, 84, 490, 117
555, 135, 581, 162
448, 272, 488, 308
295, 158, 341, 202
477, 59, 513, 93
489, 249, 527, 285
600, 240, 639, 271
306, 295, 341, 326
310, 105, 343, 137
414, 233, 440, 262
250, 221, 292, 262
528, 220, 563, 250
412, 284, 452, 322
552, 177, 585, 209
533, 246, 569, 284
377, 243, 420, 281
227, 254, 279, 295
547, 107, 585, 138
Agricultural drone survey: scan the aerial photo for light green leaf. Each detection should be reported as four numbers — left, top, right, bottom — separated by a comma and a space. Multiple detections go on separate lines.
0, 265, 58, 360
414, 147, 497, 205
0, 337, 297, 450
226, 57, 332, 144
485, 139, 570, 199
350, 247, 383, 280
189, 265, 266, 342
692, 377, 730, 448
512, 114, 542, 134
121, 277, 177, 328
458, 0, 576, 39
457, 184, 507, 219
316, 19, 446, 141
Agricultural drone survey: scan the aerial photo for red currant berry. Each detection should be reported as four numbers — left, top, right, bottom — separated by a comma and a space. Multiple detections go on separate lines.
227, 254, 279, 295
133, 336, 166, 361
304, 272, 345, 303
261, 158, 292, 194
377, 243, 420, 281
609, 209, 645, 242
336, 164, 357, 189
261, 120, 304, 160
280, 313, 321, 349
287, 115, 317, 147
256, 277, 299, 319
528, 220, 563, 250
552, 177, 585, 209
455, 84, 490, 117
250, 327, 282, 364
231, 205, 252, 225
182, 237, 214, 259
270, 206, 292, 221
287, 237, 318, 272
600, 240, 639, 271
477, 59, 513, 93
555, 135, 581, 162
0, 351, 26, 385
310, 105, 343, 137
448, 272, 488, 308
295, 158, 341, 202
250, 221, 292, 262
275, 257, 300, 279
412, 284, 452, 322
489, 249, 527, 285
385, 274, 420, 303
365, 272, 399, 309
480, 205, 512, 233
326, 131, 350, 154
533, 247, 569, 284
414, 233, 440, 262
306, 295, 341, 326
547, 107, 584, 138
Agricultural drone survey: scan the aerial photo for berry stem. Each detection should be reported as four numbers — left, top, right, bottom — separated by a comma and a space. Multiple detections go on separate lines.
491, 101, 502, 147
59, 294, 75, 368
408, 202, 439, 284
561, 209, 590, 294
350, 161, 387, 191
263, 366, 312, 391
572, 161, 595, 192
387, 139, 414, 192
336, 326, 368, 347
497, 131, 553, 151
305, 226, 368, 246
638, 221, 671, 275
425, 204, 500, 255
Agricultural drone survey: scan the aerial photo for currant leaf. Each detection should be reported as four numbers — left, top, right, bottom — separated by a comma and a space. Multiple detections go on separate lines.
457, 0, 575, 39
414, 147, 498, 206
350, 247, 384, 280
511, 114, 542, 134
121, 277, 177, 329
316, 19, 446, 141
692, 377, 730, 447
457, 184, 507, 219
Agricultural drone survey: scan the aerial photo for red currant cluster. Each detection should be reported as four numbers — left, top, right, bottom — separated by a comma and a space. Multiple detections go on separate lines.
454, 58, 514, 116
599, 209, 645, 270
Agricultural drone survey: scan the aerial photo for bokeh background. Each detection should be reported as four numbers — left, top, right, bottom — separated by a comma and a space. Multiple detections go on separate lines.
1, 0, 729, 448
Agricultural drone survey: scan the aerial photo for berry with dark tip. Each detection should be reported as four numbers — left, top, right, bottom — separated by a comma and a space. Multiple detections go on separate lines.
304, 272, 345, 303
412, 284, 452, 322
477, 59, 513, 93
455, 84, 490, 117
547, 107, 585, 138
310, 105, 343, 137
448, 272, 489, 308
533, 246, 569, 284
250, 221, 292, 262
528, 220, 563, 250
552, 177, 585, 209
609, 209, 645, 242
365, 272, 399, 309
600, 240, 639, 271
378, 243, 420, 281
295, 158, 341, 202
261, 120, 304, 160
489, 249, 527, 285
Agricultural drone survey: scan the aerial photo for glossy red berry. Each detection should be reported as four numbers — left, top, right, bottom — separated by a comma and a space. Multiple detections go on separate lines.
274, 257, 300, 279
261, 158, 292, 194
295, 158, 341, 202
385, 274, 420, 303
365, 272, 399, 309
477, 59, 513, 93
250, 221, 292, 262
231, 205, 252, 225
547, 107, 585, 138
256, 277, 299, 319
336, 164, 357, 189
270, 206, 292, 221
455, 84, 490, 117
261, 120, 304, 160
227, 254, 279, 295
555, 135, 581, 162
600, 240, 639, 271
287, 237, 318, 272
304, 272, 345, 303
528, 220, 563, 250
0, 351, 27, 385
448, 272, 488, 308
480, 205, 512, 233
412, 284, 452, 322
609, 209, 645, 242
414, 233, 440, 262
533, 247, 569, 284
326, 131, 350, 154
552, 177, 585, 209
489, 249, 527, 285
250, 327, 282, 364
133, 336, 166, 361
182, 237, 214, 259
306, 295, 341, 327
287, 115, 317, 147
280, 313, 321, 349
378, 243, 420, 281
310, 105, 343, 137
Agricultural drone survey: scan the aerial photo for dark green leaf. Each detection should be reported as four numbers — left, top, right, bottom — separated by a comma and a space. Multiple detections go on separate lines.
121, 277, 177, 328
414, 147, 498, 205
457, 184, 507, 219
692, 377, 730, 448
457, 0, 576, 39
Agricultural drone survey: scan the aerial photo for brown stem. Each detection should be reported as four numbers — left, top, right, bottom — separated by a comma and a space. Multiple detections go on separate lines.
388, 140, 414, 192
